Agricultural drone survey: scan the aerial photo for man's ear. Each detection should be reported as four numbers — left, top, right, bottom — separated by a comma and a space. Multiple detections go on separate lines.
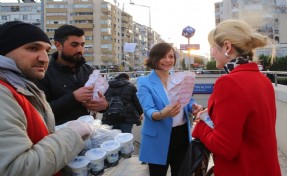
54, 41, 62, 51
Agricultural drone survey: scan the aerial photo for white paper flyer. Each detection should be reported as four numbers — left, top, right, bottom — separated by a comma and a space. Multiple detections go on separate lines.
167, 71, 195, 107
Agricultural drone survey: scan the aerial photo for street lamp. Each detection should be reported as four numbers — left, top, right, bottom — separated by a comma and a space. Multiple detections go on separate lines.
129, 1, 151, 49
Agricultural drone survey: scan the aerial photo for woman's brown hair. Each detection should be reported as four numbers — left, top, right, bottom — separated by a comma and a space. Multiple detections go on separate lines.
145, 42, 176, 69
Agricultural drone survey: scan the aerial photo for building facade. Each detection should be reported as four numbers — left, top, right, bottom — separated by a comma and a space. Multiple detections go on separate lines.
214, 0, 287, 56
0, 2, 41, 27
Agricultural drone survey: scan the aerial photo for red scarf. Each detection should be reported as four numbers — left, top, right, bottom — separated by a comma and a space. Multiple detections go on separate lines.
0, 80, 61, 176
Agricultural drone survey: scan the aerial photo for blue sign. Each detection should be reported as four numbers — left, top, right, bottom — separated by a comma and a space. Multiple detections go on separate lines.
182, 26, 195, 39
180, 44, 200, 50
193, 84, 214, 94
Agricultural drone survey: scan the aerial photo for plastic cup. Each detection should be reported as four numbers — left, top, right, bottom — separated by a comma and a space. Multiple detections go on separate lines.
85, 148, 106, 174
115, 133, 134, 155
67, 156, 90, 176
100, 140, 120, 164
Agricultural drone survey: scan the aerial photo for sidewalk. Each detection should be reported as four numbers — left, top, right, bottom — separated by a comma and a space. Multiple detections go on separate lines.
279, 148, 287, 175
102, 146, 287, 176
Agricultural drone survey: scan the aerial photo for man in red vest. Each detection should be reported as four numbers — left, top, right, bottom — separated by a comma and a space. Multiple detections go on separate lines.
0, 21, 92, 176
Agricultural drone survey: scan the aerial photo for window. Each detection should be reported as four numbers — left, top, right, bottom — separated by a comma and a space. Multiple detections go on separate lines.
101, 44, 112, 50
101, 3, 111, 11
1, 15, 8, 21
46, 13, 67, 16
85, 36, 93, 40
46, 4, 67, 8
72, 4, 93, 8
1, 6, 11, 12
101, 28, 111, 34
23, 15, 28, 20
46, 28, 57, 32
101, 36, 111, 40
11, 6, 20, 12
84, 53, 93, 57
47, 20, 66, 24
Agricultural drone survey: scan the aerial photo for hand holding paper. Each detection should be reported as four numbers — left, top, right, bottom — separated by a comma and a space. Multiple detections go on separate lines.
167, 71, 195, 107
84, 70, 109, 100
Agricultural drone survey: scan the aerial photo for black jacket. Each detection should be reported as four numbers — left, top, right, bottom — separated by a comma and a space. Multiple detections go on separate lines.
104, 77, 143, 124
35, 52, 94, 125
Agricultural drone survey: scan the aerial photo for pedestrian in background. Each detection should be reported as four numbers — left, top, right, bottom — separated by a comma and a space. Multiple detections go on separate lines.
0, 21, 91, 176
103, 73, 143, 133
137, 42, 202, 176
35, 24, 109, 125
192, 19, 281, 176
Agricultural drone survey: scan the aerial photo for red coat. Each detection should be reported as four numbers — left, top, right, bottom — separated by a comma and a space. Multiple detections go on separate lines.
192, 63, 281, 176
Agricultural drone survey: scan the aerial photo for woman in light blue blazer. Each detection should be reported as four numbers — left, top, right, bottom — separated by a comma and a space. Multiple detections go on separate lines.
137, 42, 201, 176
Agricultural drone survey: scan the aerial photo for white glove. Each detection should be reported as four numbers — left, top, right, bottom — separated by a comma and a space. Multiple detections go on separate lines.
66, 120, 92, 140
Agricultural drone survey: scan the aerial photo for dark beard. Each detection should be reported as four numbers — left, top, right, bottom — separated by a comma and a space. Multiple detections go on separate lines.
61, 51, 84, 64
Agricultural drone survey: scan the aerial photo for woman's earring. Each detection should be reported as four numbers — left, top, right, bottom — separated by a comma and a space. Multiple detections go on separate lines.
224, 52, 229, 57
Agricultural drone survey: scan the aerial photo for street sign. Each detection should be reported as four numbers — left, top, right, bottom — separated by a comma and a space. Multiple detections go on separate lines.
193, 84, 214, 94
182, 26, 195, 39
180, 44, 200, 50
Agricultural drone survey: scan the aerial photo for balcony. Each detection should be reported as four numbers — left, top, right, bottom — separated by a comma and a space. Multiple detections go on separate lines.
46, 8, 67, 13
73, 15, 93, 21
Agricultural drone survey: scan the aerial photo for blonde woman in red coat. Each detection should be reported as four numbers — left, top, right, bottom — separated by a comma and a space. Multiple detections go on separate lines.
192, 19, 281, 176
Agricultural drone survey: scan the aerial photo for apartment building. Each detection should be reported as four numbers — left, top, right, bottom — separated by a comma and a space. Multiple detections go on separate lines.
0, 2, 41, 27
45, 0, 97, 65
215, 0, 287, 56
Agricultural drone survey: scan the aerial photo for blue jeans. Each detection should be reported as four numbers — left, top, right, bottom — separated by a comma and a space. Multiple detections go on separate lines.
112, 123, 133, 133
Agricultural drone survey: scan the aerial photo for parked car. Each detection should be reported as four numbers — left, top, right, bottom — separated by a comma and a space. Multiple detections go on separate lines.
196, 69, 204, 74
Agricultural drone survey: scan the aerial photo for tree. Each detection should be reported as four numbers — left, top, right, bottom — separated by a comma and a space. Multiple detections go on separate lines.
205, 60, 217, 70
193, 55, 204, 65
181, 58, 187, 70
259, 55, 287, 71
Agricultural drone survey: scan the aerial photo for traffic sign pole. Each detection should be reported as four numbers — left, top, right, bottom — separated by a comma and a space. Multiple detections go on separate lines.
182, 26, 196, 70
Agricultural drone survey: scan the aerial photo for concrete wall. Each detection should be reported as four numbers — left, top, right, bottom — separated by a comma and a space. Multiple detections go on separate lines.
274, 84, 287, 158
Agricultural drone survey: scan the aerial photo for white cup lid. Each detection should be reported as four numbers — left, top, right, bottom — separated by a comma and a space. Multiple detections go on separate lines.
68, 156, 89, 169
85, 148, 106, 160
115, 133, 133, 143
100, 140, 120, 152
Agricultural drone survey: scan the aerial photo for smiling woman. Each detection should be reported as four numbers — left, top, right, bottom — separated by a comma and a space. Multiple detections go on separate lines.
136, 42, 203, 176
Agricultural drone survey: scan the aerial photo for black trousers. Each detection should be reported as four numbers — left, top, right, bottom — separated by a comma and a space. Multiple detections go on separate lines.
149, 123, 189, 176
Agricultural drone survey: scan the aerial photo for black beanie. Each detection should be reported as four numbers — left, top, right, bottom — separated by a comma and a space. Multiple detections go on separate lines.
0, 21, 51, 56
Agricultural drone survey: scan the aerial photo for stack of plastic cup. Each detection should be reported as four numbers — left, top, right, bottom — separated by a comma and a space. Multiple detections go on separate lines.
100, 140, 120, 164
115, 133, 134, 155
85, 148, 106, 175
67, 156, 90, 176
